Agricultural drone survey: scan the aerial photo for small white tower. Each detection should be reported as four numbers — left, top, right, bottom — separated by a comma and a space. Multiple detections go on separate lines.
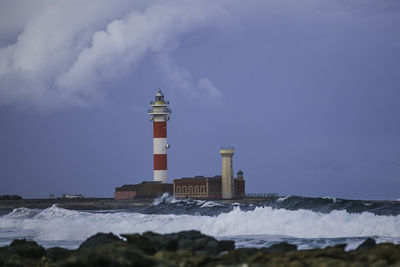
220, 146, 235, 199
148, 90, 171, 183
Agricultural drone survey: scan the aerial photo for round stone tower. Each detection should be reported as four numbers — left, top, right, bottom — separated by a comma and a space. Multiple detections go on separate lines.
220, 147, 235, 199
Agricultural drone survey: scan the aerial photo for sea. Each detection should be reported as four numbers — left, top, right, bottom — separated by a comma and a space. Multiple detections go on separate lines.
1, 195, 400, 251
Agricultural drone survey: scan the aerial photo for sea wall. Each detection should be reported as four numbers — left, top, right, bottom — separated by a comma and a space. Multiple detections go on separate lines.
0, 198, 277, 211
0, 198, 153, 211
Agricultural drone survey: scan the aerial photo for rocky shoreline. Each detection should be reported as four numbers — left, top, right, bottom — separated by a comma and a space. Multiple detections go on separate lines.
1, 231, 399, 266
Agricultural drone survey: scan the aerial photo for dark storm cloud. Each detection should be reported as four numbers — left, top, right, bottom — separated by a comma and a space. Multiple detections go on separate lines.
1, 0, 397, 110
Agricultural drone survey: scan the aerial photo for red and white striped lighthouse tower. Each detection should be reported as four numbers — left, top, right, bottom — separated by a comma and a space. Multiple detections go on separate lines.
148, 90, 171, 183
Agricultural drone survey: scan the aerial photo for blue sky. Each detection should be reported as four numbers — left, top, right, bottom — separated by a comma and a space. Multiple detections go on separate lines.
0, 0, 399, 199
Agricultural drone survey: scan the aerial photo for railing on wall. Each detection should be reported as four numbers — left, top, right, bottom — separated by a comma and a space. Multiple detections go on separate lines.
150, 100, 170, 105
147, 108, 172, 114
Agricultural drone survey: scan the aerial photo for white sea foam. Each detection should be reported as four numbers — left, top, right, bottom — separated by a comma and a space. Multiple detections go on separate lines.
152, 194, 224, 208
152, 194, 207, 206
1, 205, 399, 245
4, 207, 41, 219
152, 193, 176, 205
277, 196, 290, 202
200, 201, 224, 208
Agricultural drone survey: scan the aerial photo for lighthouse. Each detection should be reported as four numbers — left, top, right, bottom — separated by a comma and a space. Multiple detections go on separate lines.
148, 90, 172, 183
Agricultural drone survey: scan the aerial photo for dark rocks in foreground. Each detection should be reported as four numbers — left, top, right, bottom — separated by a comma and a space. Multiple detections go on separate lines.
1, 232, 400, 267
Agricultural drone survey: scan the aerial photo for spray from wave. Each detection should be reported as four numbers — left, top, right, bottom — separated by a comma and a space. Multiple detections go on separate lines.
1, 204, 399, 247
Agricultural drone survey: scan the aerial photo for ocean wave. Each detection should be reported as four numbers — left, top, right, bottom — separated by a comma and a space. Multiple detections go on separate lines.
200, 201, 225, 208
152, 194, 207, 206
1, 205, 399, 243
141, 194, 400, 216
269, 196, 399, 215
3, 207, 41, 219
147, 194, 232, 215
277, 196, 291, 202
152, 193, 178, 205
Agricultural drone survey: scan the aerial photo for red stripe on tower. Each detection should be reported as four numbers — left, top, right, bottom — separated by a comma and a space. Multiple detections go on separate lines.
153, 122, 167, 138
154, 154, 167, 170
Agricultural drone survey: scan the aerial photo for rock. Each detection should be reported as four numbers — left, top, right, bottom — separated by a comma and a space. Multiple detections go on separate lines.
194, 237, 211, 249
268, 242, 297, 253
122, 233, 152, 252
215, 248, 261, 265
332, 243, 347, 250
177, 230, 204, 240
78, 232, 122, 251
2, 231, 400, 266
217, 240, 235, 252
143, 231, 179, 253
206, 240, 218, 252
8, 239, 45, 259
357, 237, 376, 250
154, 250, 194, 266
57, 242, 174, 267
178, 238, 196, 251
46, 247, 72, 261
125, 230, 232, 255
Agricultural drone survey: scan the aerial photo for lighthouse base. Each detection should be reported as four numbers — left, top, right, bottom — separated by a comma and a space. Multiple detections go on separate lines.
153, 170, 167, 183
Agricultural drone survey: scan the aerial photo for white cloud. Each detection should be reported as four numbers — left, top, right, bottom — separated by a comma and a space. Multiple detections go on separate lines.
0, 0, 228, 110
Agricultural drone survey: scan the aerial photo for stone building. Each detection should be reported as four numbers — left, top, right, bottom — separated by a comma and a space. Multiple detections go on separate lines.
173, 171, 245, 200
115, 181, 173, 199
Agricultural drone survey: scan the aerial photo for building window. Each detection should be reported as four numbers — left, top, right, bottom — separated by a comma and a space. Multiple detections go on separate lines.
210, 186, 214, 193
182, 186, 187, 194
200, 186, 205, 194
176, 186, 181, 194
194, 186, 199, 194
189, 186, 193, 195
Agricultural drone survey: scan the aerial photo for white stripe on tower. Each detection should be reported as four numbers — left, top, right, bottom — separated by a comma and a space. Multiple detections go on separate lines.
153, 138, 167, 154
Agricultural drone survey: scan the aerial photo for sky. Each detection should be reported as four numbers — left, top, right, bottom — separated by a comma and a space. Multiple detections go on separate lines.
0, 0, 399, 200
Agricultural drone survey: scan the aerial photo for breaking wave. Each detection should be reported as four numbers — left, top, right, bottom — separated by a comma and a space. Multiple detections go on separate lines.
140, 194, 400, 216
269, 195, 400, 216
1, 204, 399, 245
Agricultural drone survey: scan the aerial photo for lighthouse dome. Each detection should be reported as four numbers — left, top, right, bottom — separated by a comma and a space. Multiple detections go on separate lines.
155, 90, 164, 102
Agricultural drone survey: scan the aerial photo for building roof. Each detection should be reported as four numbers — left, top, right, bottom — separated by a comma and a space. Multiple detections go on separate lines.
173, 176, 222, 182
115, 181, 172, 192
